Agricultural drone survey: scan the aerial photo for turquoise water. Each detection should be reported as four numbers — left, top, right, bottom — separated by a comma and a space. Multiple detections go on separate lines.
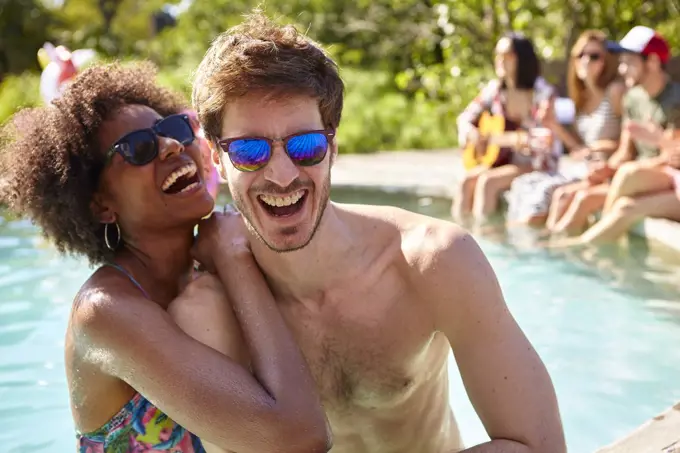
1, 188, 680, 452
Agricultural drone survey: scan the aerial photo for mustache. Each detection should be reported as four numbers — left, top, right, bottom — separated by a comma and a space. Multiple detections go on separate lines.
250, 178, 312, 195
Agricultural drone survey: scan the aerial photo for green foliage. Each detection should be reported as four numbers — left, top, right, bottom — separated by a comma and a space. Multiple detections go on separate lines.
0, 73, 41, 124
50, 0, 180, 56
0, 0, 56, 77
154, 64, 456, 154
337, 68, 456, 153
1, 0, 680, 152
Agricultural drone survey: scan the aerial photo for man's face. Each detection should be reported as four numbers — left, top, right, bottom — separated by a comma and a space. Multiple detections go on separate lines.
618, 52, 647, 88
216, 93, 335, 253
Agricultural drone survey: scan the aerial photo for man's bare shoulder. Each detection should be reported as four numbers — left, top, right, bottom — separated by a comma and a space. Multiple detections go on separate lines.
336, 202, 476, 275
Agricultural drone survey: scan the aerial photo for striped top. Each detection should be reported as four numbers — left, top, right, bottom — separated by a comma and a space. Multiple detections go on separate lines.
575, 95, 621, 147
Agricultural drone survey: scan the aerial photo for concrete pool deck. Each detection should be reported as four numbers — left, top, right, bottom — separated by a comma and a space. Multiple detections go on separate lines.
331, 149, 680, 452
330, 149, 680, 253
595, 402, 680, 453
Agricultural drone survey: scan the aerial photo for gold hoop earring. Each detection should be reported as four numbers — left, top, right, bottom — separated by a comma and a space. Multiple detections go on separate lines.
104, 222, 121, 251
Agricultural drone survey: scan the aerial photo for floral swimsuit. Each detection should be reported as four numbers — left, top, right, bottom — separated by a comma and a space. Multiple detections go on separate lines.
76, 264, 205, 453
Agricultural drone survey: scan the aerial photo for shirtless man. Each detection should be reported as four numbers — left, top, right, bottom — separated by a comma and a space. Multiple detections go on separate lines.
191, 13, 566, 453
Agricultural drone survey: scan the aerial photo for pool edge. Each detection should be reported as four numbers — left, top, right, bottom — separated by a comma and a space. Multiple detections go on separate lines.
595, 402, 680, 453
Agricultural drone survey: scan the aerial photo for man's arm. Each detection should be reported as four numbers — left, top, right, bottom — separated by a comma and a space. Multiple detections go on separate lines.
605, 89, 637, 172
606, 125, 635, 170
422, 225, 566, 453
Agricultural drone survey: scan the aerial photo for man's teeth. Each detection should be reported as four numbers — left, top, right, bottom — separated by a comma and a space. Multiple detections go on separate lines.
259, 190, 305, 207
162, 163, 197, 191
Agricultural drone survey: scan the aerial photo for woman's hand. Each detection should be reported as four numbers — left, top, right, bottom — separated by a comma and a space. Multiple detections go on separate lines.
536, 99, 557, 128
585, 153, 615, 185
192, 208, 251, 273
570, 146, 591, 160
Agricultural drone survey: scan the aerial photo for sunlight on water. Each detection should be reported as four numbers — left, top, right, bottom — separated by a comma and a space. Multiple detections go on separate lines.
1, 189, 679, 452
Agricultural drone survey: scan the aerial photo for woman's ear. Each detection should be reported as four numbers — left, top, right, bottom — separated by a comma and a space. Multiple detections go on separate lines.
90, 192, 116, 224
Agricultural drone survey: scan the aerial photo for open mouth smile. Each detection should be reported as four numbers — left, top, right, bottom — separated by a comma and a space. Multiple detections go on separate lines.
161, 162, 202, 195
257, 190, 307, 217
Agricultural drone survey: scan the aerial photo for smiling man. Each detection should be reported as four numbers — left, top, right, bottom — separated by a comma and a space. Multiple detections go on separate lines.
192, 12, 566, 453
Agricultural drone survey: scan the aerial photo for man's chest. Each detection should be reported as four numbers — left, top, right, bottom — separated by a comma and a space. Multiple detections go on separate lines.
278, 286, 437, 409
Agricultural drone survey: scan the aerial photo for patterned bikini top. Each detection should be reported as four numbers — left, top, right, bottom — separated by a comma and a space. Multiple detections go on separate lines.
76, 263, 205, 453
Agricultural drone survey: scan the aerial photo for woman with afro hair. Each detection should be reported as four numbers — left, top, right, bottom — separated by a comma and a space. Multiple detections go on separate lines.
0, 62, 329, 453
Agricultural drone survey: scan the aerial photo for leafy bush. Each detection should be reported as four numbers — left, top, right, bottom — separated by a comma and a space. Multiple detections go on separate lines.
0, 63, 467, 155
156, 63, 460, 154
338, 68, 457, 153
0, 73, 42, 125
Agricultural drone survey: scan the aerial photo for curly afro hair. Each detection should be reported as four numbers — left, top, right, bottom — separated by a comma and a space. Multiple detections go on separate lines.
0, 61, 187, 266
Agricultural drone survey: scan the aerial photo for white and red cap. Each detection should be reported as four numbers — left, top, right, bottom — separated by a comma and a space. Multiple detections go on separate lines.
607, 26, 670, 64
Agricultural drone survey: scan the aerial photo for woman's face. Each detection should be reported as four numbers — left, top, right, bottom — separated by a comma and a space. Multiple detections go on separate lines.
575, 39, 606, 82
495, 38, 517, 81
95, 104, 215, 236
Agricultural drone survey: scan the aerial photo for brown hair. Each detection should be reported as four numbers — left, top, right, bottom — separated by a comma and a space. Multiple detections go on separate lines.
0, 62, 186, 265
191, 11, 345, 142
567, 30, 619, 113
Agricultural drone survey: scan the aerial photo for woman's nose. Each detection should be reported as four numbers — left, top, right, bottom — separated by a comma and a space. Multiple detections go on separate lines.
158, 136, 184, 160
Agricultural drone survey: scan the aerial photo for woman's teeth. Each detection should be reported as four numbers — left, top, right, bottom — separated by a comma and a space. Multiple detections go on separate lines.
259, 190, 305, 207
162, 163, 197, 192
179, 182, 199, 193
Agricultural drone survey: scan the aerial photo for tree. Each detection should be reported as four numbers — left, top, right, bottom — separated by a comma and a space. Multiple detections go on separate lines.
0, 0, 57, 80
52, 0, 181, 55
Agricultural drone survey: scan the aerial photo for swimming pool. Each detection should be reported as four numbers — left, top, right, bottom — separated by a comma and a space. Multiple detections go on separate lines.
1, 188, 679, 453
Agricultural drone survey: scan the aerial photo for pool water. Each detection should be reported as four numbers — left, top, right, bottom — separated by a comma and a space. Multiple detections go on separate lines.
1, 188, 680, 453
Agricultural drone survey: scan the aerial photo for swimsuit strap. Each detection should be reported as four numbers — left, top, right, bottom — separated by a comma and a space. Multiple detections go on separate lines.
104, 263, 151, 299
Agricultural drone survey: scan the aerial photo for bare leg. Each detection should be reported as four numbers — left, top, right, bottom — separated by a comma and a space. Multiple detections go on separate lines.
581, 190, 680, 244
452, 166, 485, 220
525, 213, 548, 227
546, 180, 590, 230
551, 183, 609, 235
603, 163, 675, 213
472, 164, 524, 220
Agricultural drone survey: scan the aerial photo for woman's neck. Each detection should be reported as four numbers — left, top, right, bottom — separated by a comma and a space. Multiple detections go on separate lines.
114, 227, 196, 307
584, 78, 603, 95
503, 77, 516, 90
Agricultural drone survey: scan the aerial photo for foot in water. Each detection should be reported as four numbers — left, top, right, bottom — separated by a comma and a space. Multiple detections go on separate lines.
540, 235, 588, 249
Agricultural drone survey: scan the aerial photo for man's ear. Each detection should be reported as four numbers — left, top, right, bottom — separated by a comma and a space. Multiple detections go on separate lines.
329, 134, 338, 167
90, 192, 116, 224
648, 54, 662, 72
209, 140, 228, 180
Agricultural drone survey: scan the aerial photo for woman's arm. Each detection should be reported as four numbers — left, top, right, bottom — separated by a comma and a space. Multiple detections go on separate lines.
456, 80, 499, 146
538, 98, 584, 152
168, 273, 249, 368
549, 122, 584, 153
168, 273, 251, 453
74, 254, 330, 453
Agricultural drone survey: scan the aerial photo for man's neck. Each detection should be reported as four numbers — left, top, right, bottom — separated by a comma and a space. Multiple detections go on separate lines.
250, 203, 355, 303
642, 72, 669, 98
